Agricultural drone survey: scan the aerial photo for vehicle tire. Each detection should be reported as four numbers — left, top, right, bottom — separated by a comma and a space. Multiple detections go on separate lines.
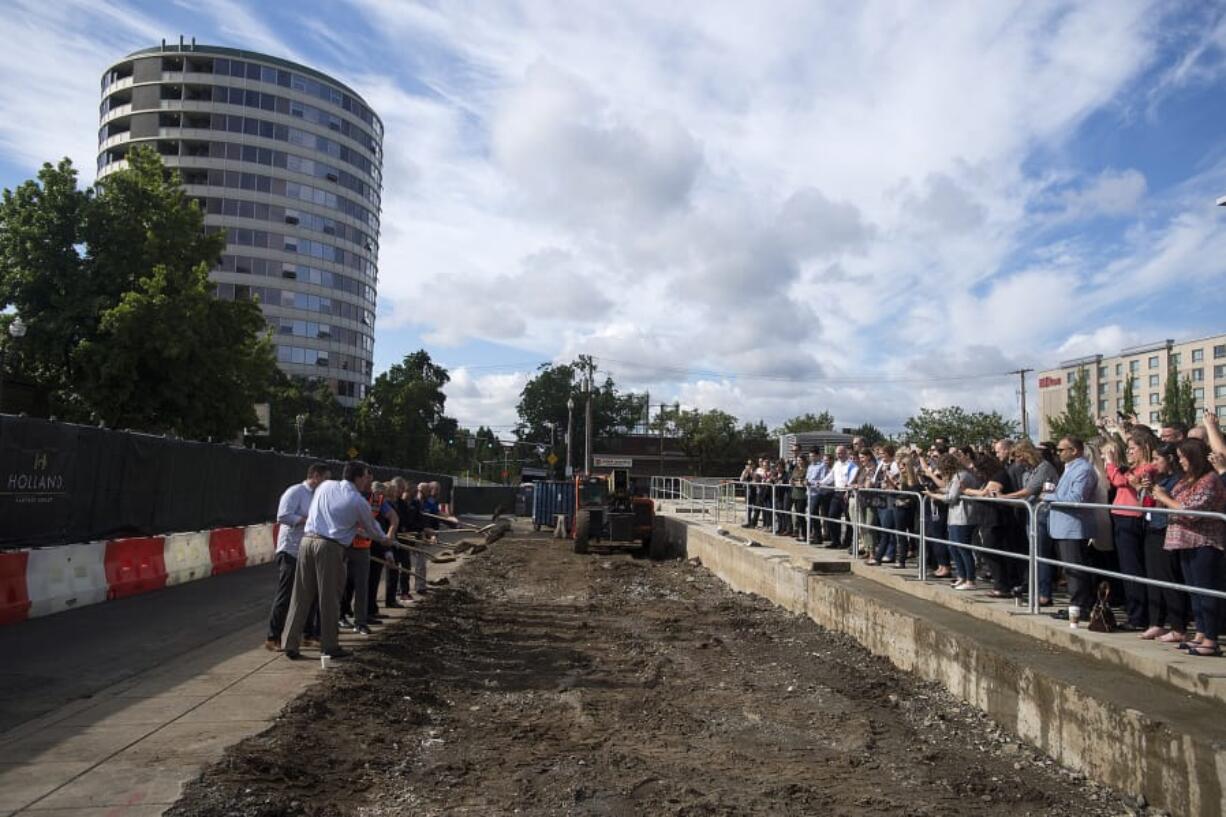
574, 510, 591, 554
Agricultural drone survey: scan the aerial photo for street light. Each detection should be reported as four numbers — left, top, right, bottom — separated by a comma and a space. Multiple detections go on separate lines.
294, 413, 307, 455
0, 316, 27, 414
566, 396, 574, 477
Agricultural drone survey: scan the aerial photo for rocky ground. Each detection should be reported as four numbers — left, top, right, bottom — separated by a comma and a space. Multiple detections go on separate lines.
168, 530, 1143, 817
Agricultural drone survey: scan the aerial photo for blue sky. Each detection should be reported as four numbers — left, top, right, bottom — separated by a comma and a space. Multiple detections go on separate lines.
1, 0, 1224, 437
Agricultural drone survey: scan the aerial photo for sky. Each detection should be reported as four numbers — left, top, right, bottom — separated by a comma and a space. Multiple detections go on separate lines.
1, 0, 1225, 439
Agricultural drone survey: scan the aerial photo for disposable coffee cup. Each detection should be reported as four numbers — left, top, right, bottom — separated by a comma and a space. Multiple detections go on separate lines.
1068, 605, 1080, 629
320, 654, 332, 670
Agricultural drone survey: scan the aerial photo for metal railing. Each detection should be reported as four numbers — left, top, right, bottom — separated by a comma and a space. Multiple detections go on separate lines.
649, 476, 724, 520
699, 479, 1226, 618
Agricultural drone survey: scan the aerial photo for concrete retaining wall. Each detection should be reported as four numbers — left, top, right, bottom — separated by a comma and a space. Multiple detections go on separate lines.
661, 515, 1226, 817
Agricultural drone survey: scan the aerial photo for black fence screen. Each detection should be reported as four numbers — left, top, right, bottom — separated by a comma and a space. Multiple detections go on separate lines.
0, 416, 451, 549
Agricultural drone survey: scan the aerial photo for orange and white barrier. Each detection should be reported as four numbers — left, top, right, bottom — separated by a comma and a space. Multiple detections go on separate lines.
1, 521, 289, 626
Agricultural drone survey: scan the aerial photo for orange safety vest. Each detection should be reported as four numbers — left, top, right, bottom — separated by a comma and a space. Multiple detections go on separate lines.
352, 491, 385, 550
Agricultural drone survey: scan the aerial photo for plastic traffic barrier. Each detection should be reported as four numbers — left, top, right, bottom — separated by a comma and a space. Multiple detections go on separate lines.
104, 536, 167, 599
208, 527, 248, 575
0, 551, 31, 625
26, 542, 108, 617
163, 531, 212, 586
243, 523, 276, 567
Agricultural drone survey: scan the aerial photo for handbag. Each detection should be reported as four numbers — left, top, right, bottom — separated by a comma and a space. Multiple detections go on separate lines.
1088, 582, 1118, 633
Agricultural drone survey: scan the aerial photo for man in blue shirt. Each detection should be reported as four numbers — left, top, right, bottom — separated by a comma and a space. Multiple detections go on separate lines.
265, 462, 330, 651
802, 450, 829, 543
282, 461, 392, 659
1043, 437, 1098, 625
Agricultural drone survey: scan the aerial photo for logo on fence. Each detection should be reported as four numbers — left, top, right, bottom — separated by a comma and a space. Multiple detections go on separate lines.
3, 449, 66, 501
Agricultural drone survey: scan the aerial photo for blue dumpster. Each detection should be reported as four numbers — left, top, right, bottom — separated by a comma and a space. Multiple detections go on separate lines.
532, 480, 575, 532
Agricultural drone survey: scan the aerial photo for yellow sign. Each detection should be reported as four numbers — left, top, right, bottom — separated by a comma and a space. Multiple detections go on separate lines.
546, 452, 558, 466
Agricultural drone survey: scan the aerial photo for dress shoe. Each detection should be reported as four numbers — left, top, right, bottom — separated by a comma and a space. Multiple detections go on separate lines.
263, 639, 280, 652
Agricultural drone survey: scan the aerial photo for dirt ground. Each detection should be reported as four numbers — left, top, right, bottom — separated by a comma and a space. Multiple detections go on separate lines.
169, 530, 1141, 817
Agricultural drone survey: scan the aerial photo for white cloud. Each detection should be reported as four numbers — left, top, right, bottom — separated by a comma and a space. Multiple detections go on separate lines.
8, 0, 1224, 436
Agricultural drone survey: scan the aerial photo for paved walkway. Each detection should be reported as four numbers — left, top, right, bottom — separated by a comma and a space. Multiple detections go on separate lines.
0, 552, 468, 817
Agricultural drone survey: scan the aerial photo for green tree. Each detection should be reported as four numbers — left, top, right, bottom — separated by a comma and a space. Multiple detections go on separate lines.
1047, 368, 1097, 441
904, 405, 1021, 447
0, 158, 94, 402
1160, 360, 1184, 427
1177, 375, 1197, 427
773, 411, 835, 435
738, 419, 773, 460
515, 356, 642, 468
848, 422, 885, 445
261, 372, 354, 458
1122, 373, 1137, 419
356, 349, 451, 468
658, 406, 740, 475
74, 261, 275, 438
1, 149, 275, 437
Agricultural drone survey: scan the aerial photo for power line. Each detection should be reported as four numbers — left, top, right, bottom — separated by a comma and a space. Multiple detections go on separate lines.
588, 355, 1021, 385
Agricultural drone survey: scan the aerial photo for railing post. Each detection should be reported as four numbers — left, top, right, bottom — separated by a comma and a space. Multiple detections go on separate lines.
805, 489, 812, 546
850, 490, 860, 559
1029, 502, 1042, 615
917, 493, 927, 582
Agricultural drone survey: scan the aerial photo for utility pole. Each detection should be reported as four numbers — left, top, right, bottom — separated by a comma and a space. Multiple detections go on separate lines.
1011, 368, 1033, 439
584, 359, 594, 475
659, 402, 666, 477
566, 396, 574, 477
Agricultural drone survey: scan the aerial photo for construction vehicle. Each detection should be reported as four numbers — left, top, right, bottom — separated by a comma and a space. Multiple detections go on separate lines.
572, 468, 655, 555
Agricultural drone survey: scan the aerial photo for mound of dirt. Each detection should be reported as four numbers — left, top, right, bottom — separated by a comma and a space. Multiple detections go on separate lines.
168, 533, 1133, 817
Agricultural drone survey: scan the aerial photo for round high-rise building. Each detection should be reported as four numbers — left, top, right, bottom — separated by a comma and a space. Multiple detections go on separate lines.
97, 43, 382, 406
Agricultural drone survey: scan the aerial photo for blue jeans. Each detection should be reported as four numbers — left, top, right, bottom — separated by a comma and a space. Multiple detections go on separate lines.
874, 506, 896, 561
947, 524, 978, 582
1036, 514, 1056, 601
1181, 547, 1225, 641
927, 515, 950, 568
1112, 515, 1148, 628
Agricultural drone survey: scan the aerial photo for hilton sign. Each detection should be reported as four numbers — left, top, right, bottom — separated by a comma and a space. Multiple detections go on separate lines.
1038, 376, 1063, 389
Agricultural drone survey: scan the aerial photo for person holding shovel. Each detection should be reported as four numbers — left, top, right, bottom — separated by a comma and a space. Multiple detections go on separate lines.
282, 461, 391, 661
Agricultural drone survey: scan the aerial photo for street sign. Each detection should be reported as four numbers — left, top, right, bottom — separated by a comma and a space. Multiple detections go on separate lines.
245, 403, 270, 436
546, 452, 558, 466
592, 455, 633, 468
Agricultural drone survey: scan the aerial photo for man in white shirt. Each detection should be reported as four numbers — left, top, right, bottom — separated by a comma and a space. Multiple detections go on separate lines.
827, 446, 859, 550
265, 462, 330, 651
282, 461, 392, 660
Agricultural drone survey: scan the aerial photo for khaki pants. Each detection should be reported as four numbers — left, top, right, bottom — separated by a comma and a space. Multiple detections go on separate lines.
282, 535, 345, 654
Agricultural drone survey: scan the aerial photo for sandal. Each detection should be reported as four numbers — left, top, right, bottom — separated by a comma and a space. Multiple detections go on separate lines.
1157, 631, 1187, 644
1139, 627, 1168, 640
866, 559, 879, 566
1186, 644, 1223, 657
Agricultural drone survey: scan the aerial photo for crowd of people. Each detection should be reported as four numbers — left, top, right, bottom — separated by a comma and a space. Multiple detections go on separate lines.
738, 412, 1226, 656
263, 461, 449, 661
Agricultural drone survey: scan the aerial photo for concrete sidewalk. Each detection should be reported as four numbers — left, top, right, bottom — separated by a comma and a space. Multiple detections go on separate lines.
0, 555, 468, 817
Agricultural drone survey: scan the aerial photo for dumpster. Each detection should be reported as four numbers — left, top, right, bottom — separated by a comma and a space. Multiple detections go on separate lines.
532, 480, 575, 532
